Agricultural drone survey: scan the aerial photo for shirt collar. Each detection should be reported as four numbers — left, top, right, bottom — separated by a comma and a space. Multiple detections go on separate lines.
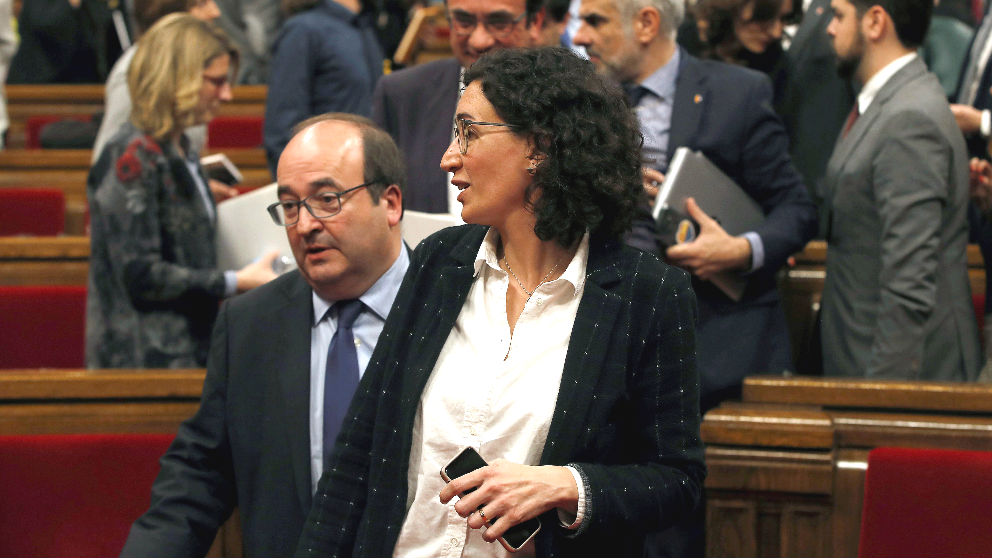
857, 52, 916, 115
473, 227, 589, 297
311, 239, 410, 325
638, 47, 681, 102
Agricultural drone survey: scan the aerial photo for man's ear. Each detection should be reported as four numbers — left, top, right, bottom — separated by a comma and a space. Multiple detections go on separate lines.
528, 8, 547, 45
861, 5, 887, 41
380, 184, 403, 227
633, 6, 663, 44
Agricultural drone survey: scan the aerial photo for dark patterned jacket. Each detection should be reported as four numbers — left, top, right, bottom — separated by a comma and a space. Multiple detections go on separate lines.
297, 225, 705, 557
86, 123, 226, 368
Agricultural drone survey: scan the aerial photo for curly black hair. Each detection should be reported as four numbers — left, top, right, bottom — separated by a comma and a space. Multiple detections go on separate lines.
462, 47, 643, 248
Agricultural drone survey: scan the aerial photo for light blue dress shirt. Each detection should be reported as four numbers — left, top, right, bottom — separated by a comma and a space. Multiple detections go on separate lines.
308, 243, 410, 489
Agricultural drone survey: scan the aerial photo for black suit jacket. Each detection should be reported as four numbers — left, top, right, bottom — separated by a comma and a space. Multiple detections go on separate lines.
371, 57, 461, 213
121, 271, 317, 557
297, 225, 706, 557
629, 51, 818, 397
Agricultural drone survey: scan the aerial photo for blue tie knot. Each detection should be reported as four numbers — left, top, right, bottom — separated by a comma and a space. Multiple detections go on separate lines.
336, 299, 363, 330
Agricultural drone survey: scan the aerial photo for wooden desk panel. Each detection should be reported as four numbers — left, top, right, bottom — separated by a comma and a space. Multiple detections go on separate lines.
0, 236, 89, 285
703, 377, 992, 558
4, 84, 266, 149
0, 148, 271, 234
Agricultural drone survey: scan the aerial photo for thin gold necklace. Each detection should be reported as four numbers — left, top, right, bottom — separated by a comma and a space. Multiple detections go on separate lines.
502, 256, 563, 300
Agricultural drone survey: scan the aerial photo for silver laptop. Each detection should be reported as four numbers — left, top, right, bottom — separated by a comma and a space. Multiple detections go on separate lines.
651, 147, 765, 300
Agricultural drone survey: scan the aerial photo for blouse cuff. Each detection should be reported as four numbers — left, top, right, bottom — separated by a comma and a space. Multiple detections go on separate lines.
223, 270, 238, 297
558, 464, 592, 537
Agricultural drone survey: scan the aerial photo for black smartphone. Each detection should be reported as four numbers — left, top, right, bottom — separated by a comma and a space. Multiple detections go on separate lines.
440, 447, 542, 553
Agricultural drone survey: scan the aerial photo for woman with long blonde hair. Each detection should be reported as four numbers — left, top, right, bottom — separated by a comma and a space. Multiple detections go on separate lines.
86, 13, 275, 368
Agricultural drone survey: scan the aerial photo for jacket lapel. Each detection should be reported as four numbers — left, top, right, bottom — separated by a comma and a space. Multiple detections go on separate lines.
827, 58, 926, 186
272, 273, 318, 515
668, 51, 707, 165
540, 235, 623, 465
398, 227, 483, 424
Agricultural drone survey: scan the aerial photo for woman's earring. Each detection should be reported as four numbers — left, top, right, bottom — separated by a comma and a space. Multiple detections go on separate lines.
527, 165, 537, 175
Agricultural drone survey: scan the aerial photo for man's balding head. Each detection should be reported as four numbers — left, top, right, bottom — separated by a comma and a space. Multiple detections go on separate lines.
276, 116, 404, 301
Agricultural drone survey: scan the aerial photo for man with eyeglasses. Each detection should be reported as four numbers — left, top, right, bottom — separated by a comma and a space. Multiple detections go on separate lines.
371, 0, 545, 215
121, 113, 408, 557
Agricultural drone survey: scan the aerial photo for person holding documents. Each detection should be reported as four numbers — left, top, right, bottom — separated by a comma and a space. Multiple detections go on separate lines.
86, 15, 276, 368
574, 0, 818, 413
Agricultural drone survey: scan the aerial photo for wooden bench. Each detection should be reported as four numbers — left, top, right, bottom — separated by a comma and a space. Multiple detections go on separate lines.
702, 375, 992, 557
0, 148, 271, 234
3, 84, 267, 149
0, 367, 241, 557
0, 236, 89, 286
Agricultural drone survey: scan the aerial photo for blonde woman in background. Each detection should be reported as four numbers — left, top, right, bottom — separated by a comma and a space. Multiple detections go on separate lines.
86, 13, 276, 369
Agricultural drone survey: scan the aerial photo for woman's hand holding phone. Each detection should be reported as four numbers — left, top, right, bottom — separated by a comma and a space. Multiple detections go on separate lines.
439, 451, 578, 550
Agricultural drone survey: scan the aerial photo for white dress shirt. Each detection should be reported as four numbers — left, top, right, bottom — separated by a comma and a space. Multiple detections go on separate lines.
857, 52, 917, 115
392, 229, 589, 558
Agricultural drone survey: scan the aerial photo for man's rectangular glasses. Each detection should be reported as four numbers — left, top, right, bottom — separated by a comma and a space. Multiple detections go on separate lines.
453, 117, 514, 154
267, 182, 376, 226
447, 10, 526, 38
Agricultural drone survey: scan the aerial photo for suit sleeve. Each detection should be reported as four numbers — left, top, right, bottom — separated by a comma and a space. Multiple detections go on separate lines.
738, 74, 818, 277
568, 262, 706, 538
120, 302, 238, 557
90, 142, 228, 305
867, 110, 948, 377
263, 19, 315, 174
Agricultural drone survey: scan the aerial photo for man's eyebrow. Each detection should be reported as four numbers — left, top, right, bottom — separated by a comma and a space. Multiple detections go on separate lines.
310, 178, 342, 191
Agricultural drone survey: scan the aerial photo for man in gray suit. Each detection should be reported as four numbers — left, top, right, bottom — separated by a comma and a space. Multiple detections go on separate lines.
821, 0, 981, 380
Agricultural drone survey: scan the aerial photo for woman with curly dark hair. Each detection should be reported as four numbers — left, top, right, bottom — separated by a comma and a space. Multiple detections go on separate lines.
297, 46, 704, 558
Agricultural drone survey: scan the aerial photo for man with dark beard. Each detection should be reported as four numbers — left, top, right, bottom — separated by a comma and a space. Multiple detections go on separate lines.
820, 0, 980, 380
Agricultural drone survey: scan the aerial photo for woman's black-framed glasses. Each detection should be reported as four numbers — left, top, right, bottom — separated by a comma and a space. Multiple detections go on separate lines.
454, 117, 514, 154
267, 182, 377, 226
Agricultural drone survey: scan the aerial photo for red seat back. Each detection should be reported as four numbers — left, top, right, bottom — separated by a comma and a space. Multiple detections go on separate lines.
207, 115, 263, 148
0, 286, 86, 368
0, 433, 174, 557
24, 115, 92, 150
859, 446, 992, 557
0, 189, 65, 236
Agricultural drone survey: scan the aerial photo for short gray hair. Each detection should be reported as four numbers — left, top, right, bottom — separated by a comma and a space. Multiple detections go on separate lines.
618, 0, 684, 40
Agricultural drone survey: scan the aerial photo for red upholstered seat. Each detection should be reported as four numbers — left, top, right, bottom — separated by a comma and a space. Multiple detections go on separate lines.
0, 433, 173, 557
0, 285, 86, 368
859, 446, 992, 557
0, 189, 65, 236
24, 114, 93, 149
207, 115, 263, 148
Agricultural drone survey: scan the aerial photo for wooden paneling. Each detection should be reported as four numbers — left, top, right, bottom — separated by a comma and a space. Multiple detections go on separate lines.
703, 377, 992, 558
0, 148, 270, 235
3, 84, 266, 149
0, 236, 89, 285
